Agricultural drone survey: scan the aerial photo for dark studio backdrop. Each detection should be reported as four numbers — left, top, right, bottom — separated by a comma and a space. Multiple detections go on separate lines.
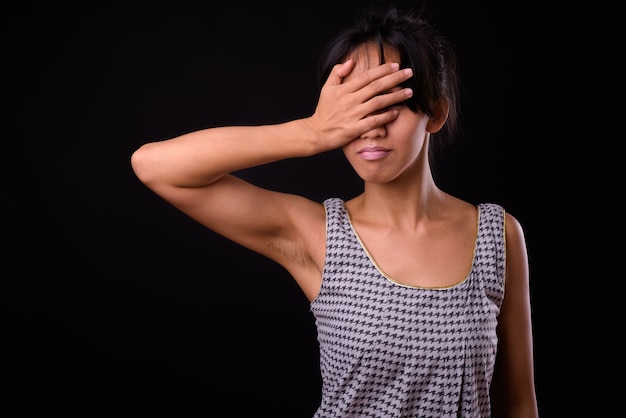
3, 0, 588, 416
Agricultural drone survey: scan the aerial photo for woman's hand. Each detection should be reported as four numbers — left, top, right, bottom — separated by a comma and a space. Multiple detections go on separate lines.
305, 59, 414, 152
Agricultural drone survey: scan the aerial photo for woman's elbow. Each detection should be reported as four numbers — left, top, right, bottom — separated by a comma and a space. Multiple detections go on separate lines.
130, 143, 160, 187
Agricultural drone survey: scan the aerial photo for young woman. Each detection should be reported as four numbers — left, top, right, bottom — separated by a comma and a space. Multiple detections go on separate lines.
131, 5, 539, 417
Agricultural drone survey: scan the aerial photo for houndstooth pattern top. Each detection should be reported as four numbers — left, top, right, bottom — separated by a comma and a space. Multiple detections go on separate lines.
311, 198, 506, 418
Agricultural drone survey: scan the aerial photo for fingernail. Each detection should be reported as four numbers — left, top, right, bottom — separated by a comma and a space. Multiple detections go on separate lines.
391, 63, 400, 70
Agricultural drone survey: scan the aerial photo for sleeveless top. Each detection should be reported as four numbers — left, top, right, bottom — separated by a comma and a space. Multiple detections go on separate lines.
310, 198, 506, 418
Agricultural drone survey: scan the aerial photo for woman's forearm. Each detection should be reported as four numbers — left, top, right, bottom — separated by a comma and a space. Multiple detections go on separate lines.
131, 118, 318, 189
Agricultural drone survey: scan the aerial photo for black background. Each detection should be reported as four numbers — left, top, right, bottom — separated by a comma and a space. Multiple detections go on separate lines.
3, 0, 589, 416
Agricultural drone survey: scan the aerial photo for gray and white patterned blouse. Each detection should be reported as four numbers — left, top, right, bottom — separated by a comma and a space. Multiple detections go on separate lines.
311, 198, 506, 417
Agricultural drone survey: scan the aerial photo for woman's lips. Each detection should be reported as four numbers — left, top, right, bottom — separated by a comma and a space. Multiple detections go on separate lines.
358, 146, 391, 161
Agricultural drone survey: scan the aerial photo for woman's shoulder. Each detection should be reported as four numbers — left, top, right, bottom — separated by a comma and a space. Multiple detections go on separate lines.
474, 202, 526, 250
475, 202, 523, 231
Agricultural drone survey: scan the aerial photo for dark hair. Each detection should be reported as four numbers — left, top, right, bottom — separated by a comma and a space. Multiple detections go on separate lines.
317, 5, 460, 147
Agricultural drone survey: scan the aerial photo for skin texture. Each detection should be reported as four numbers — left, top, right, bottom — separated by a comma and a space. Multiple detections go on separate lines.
131, 42, 538, 417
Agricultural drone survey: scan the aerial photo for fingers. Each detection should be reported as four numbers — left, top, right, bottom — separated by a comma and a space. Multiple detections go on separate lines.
324, 60, 411, 102
363, 87, 414, 117
355, 87, 412, 132
357, 108, 401, 132
348, 65, 412, 120
341, 63, 414, 117
326, 59, 356, 86
346, 63, 412, 95
335, 59, 356, 79
360, 68, 414, 109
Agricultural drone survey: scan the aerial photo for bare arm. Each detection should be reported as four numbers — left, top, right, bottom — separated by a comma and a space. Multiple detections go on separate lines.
130, 60, 414, 298
491, 213, 539, 417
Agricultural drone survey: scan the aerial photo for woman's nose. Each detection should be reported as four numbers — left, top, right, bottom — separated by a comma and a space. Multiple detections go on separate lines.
359, 124, 386, 140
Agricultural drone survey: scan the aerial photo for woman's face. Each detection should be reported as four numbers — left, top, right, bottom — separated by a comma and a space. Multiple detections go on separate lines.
340, 44, 432, 185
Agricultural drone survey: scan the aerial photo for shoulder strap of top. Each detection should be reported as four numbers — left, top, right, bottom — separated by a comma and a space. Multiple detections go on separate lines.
478, 202, 506, 286
323, 198, 345, 224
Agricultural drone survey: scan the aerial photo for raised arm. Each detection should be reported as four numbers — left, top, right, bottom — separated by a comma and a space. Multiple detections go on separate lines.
130, 60, 414, 297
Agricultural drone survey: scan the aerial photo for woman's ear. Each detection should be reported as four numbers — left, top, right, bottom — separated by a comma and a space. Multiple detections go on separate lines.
426, 100, 449, 133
